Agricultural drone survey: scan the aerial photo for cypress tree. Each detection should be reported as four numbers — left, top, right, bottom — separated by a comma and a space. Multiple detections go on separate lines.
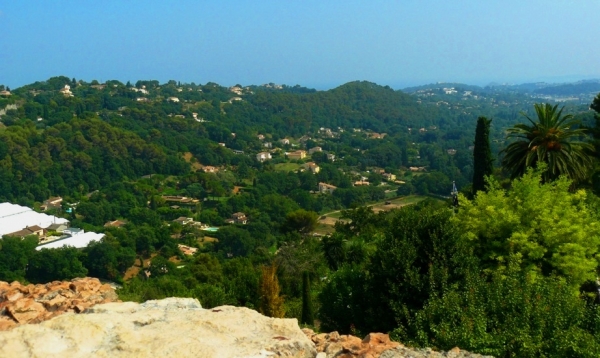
472, 116, 493, 194
301, 271, 314, 325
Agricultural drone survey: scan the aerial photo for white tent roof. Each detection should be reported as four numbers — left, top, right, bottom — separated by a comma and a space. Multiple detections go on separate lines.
0, 202, 69, 237
36, 232, 104, 250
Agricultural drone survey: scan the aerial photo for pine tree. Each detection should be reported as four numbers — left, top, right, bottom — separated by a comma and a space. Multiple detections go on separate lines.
472, 116, 493, 194
301, 271, 314, 325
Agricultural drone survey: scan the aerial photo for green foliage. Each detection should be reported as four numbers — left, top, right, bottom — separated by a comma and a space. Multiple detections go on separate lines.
321, 233, 347, 270
455, 166, 600, 289
282, 209, 318, 234
319, 206, 474, 334
0, 236, 38, 282
501, 103, 594, 183
366, 206, 476, 333
408, 262, 600, 357
410, 171, 452, 196
214, 226, 257, 257
26, 247, 88, 283
192, 283, 234, 308
301, 271, 314, 325
318, 265, 371, 334
148, 256, 176, 278
117, 275, 235, 309
82, 240, 120, 280
189, 253, 223, 285
472, 116, 493, 194
222, 258, 260, 308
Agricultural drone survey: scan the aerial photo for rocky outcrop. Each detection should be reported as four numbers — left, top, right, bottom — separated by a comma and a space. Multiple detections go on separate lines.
1, 279, 491, 358
0, 277, 119, 331
303, 329, 493, 358
379, 346, 494, 358
0, 298, 317, 358
304, 329, 400, 358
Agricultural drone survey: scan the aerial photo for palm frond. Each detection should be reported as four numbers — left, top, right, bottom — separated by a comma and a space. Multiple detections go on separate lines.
501, 103, 595, 182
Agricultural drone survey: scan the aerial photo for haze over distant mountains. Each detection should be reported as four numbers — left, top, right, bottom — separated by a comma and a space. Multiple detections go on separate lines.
401, 78, 600, 98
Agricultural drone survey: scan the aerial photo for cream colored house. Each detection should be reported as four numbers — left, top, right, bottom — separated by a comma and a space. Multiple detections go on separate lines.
383, 173, 397, 181
303, 162, 320, 174
287, 150, 306, 160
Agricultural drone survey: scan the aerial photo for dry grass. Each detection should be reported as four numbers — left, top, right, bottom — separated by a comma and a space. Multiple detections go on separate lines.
316, 195, 428, 228
123, 254, 181, 280
182, 152, 203, 170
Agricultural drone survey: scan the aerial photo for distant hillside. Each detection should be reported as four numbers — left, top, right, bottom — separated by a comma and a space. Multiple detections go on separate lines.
533, 80, 600, 96
483, 79, 600, 96
403, 82, 483, 93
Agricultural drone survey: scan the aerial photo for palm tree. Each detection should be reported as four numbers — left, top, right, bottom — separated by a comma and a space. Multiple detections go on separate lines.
501, 103, 594, 182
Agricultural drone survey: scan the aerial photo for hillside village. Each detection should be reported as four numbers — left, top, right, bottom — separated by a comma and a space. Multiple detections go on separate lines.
1, 77, 600, 357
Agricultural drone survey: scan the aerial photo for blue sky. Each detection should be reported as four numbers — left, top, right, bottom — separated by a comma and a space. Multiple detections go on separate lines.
1, 1, 599, 89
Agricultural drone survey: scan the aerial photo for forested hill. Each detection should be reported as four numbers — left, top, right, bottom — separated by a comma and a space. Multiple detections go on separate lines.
217, 80, 439, 137
0, 76, 590, 204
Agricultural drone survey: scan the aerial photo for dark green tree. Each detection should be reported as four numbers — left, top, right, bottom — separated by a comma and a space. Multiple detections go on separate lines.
82, 240, 119, 280
0, 236, 38, 281
26, 248, 88, 283
320, 206, 476, 334
282, 209, 318, 235
472, 116, 493, 194
411, 261, 600, 357
401, 148, 409, 166
590, 93, 600, 193
301, 271, 314, 325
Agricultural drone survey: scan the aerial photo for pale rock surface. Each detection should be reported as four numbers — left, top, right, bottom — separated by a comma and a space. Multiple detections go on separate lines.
0, 297, 316, 358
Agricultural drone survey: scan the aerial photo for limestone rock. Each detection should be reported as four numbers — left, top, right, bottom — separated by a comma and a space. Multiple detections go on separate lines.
305, 330, 400, 358
0, 297, 317, 358
303, 329, 493, 358
0, 277, 120, 330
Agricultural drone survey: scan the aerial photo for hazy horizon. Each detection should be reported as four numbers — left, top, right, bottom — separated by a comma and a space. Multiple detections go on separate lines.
1, 1, 599, 90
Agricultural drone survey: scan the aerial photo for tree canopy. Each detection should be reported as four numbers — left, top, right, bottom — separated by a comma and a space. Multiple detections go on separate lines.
455, 165, 600, 289
501, 103, 594, 183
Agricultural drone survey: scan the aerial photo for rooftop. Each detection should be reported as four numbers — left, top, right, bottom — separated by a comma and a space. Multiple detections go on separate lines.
0, 202, 68, 237
36, 232, 104, 250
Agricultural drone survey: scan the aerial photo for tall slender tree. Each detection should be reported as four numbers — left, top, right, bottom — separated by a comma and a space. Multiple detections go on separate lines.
589, 93, 600, 151
301, 271, 314, 325
472, 116, 493, 194
590, 94, 600, 193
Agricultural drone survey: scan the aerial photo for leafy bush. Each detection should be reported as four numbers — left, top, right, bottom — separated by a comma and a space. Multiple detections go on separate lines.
407, 262, 600, 357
